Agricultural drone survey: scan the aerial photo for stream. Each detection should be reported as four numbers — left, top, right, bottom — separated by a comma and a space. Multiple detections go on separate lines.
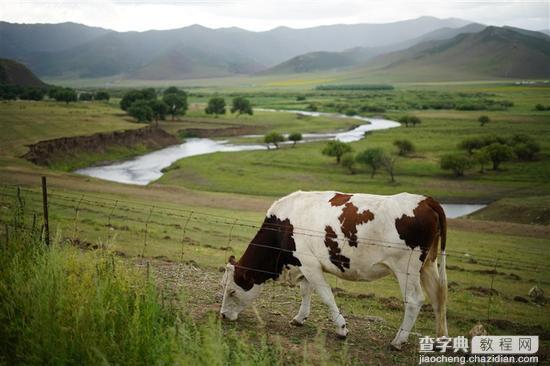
75, 109, 485, 218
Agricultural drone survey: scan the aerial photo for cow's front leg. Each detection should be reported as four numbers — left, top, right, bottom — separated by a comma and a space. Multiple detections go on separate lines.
291, 279, 312, 326
301, 267, 348, 338
391, 272, 425, 350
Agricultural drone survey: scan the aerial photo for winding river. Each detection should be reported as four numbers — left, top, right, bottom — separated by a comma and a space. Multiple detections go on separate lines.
75, 109, 485, 218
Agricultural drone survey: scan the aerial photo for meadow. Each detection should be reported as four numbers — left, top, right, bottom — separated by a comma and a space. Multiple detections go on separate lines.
0, 82, 549, 364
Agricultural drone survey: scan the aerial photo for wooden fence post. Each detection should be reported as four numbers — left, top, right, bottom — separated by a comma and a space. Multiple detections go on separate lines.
41, 176, 50, 246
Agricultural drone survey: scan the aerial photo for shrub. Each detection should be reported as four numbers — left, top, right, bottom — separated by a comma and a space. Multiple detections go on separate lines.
296, 95, 306, 101
231, 97, 253, 116
513, 141, 540, 161
322, 140, 352, 164
399, 115, 421, 127
205, 97, 226, 117
264, 132, 284, 149
78, 92, 94, 101
95, 91, 110, 101
288, 132, 302, 147
440, 153, 474, 177
483, 143, 514, 170
393, 139, 415, 156
128, 100, 153, 123
356, 148, 384, 178
306, 103, 318, 112
478, 115, 490, 126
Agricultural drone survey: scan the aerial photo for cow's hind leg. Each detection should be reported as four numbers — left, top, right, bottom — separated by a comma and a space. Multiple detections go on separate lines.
420, 259, 448, 337
391, 269, 425, 350
300, 264, 348, 338
291, 278, 313, 326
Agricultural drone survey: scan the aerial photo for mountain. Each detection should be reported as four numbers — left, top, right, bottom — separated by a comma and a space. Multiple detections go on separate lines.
363, 26, 550, 80
262, 23, 485, 75
0, 22, 110, 59
260, 48, 375, 74
0, 58, 45, 87
0, 17, 471, 79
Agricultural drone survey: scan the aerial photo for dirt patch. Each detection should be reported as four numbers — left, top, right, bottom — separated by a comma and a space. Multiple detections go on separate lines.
23, 126, 179, 167
467, 286, 499, 296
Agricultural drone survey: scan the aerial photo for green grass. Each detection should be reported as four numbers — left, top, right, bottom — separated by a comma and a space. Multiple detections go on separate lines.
0, 209, 290, 365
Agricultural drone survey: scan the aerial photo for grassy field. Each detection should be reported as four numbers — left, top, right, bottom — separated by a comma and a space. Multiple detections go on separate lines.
0, 82, 549, 364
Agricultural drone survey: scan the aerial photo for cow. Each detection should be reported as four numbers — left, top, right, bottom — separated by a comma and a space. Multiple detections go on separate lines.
220, 191, 448, 349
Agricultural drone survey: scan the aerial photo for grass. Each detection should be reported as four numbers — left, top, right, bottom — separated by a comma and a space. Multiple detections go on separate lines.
1, 82, 549, 363
0, 208, 291, 365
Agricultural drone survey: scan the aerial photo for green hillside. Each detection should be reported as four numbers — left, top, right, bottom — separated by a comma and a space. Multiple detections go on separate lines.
0, 58, 45, 87
366, 26, 550, 80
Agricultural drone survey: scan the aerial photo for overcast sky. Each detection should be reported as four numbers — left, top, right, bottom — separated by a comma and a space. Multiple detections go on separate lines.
1, 0, 548, 32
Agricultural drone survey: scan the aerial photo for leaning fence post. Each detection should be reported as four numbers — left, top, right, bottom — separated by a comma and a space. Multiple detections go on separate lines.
41, 176, 50, 246
141, 206, 154, 257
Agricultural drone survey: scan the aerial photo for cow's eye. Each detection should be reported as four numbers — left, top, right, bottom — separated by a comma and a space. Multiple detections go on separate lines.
229, 290, 236, 296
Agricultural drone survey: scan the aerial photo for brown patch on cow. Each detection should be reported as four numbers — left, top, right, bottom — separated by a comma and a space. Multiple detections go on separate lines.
324, 225, 350, 272
338, 203, 375, 247
329, 193, 352, 207
234, 215, 301, 291
395, 197, 446, 262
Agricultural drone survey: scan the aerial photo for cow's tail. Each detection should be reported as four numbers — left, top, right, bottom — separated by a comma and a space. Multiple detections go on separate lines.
424, 198, 448, 337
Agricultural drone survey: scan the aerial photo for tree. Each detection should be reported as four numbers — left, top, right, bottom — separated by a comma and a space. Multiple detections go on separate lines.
128, 100, 153, 123
399, 115, 421, 128
341, 153, 356, 174
393, 139, 415, 156
19, 87, 45, 101
205, 97, 226, 117
484, 143, 514, 170
513, 141, 540, 161
163, 86, 180, 95
78, 92, 94, 101
458, 137, 484, 154
306, 103, 318, 112
149, 100, 169, 123
231, 97, 253, 116
296, 95, 306, 101
53, 88, 77, 104
163, 91, 188, 120
288, 132, 302, 147
95, 91, 110, 101
120, 89, 156, 111
381, 153, 398, 182
478, 115, 490, 127
322, 140, 352, 164
264, 132, 284, 149
440, 153, 474, 177
473, 148, 491, 173
356, 148, 384, 178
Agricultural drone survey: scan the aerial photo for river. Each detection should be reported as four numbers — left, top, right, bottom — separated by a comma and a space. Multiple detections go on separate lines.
75, 109, 485, 218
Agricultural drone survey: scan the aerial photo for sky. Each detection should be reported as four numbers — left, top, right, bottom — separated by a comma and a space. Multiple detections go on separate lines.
0, 0, 548, 32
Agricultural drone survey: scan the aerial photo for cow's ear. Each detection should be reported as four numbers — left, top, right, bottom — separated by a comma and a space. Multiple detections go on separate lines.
228, 255, 237, 265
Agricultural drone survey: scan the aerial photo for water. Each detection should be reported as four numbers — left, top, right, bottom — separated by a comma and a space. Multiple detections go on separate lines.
441, 204, 486, 218
75, 110, 400, 185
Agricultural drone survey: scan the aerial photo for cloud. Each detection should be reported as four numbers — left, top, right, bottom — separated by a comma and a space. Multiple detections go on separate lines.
0, 0, 548, 31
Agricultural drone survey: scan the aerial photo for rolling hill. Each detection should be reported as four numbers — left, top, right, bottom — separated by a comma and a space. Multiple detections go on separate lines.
0, 59, 45, 87
0, 17, 471, 80
364, 26, 550, 80
262, 23, 487, 75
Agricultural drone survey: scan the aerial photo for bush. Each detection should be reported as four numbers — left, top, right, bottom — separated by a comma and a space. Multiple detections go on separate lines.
120, 89, 156, 111
483, 143, 514, 170
398, 115, 421, 127
440, 153, 474, 177
296, 95, 306, 101
393, 139, 415, 156
128, 100, 153, 123
356, 148, 384, 178
306, 103, 318, 112
513, 141, 540, 161
51, 88, 77, 104
205, 97, 226, 117
322, 140, 352, 164
78, 92, 94, 101
19, 87, 45, 101
478, 115, 490, 126
231, 97, 253, 116
95, 91, 110, 101
288, 132, 302, 147
264, 132, 284, 149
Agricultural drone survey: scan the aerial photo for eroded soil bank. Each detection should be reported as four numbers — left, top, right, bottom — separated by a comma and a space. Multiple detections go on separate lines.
23, 126, 179, 170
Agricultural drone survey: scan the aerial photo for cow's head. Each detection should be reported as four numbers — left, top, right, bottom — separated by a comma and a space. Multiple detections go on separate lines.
220, 256, 262, 320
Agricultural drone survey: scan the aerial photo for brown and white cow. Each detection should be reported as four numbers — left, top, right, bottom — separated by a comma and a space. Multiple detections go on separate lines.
220, 191, 448, 349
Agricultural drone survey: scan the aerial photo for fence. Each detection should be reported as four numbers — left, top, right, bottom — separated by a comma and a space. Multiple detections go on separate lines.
1, 178, 548, 338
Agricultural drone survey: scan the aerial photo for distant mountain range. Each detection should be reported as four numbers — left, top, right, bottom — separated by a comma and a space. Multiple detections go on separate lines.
1, 17, 549, 81
0, 17, 471, 80
0, 58, 45, 87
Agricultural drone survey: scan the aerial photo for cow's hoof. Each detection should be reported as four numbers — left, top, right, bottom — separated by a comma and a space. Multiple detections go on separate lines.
290, 318, 304, 327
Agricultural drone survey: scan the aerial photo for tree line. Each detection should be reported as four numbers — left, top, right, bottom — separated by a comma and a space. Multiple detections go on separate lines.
0, 84, 109, 103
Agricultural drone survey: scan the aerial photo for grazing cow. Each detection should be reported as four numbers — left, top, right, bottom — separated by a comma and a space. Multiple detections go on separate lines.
220, 191, 448, 349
